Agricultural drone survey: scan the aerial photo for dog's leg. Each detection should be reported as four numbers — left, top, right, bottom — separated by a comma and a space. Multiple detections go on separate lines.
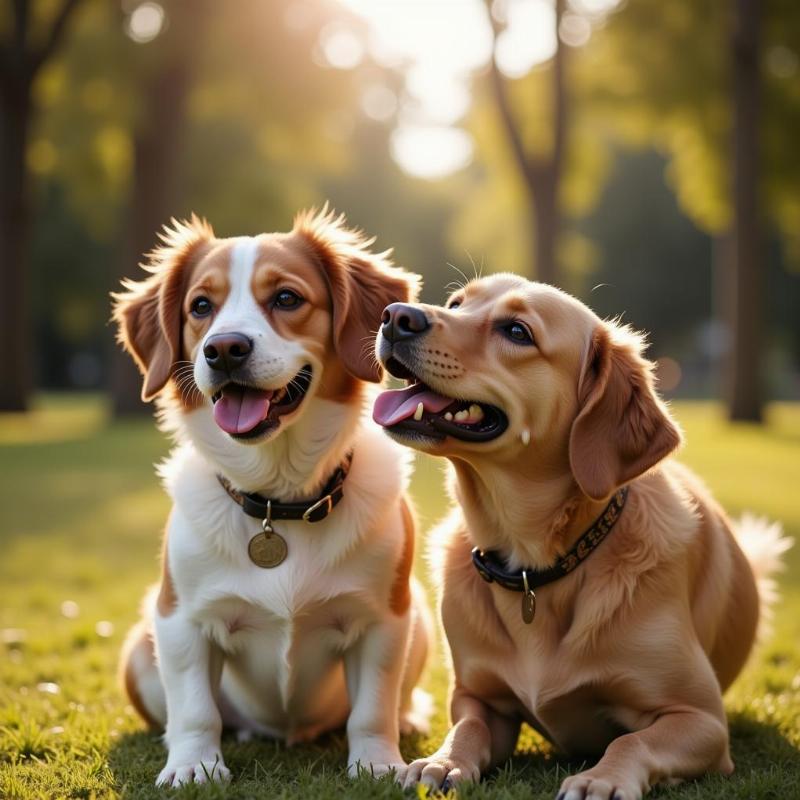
403, 685, 520, 789
119, 618, 166, 729
344, 613, 410, 778
556, 706, 732, 800
399, 579, 433, 735
153, 611, 230, 787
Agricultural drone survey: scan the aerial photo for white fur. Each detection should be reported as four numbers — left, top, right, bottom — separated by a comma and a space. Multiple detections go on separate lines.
732, 513, 793, 635
126, 243, 431, 787
193, 237, 308, 403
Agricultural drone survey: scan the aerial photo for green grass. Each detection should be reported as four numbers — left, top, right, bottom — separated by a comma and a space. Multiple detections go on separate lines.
1, 396, 799, 799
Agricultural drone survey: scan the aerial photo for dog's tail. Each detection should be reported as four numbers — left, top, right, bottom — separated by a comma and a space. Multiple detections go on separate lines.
732, 513, 793, 637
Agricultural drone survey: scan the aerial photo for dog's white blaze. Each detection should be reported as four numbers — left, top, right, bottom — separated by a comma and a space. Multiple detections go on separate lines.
194, 236, 306, 393
206, 236, 263, 337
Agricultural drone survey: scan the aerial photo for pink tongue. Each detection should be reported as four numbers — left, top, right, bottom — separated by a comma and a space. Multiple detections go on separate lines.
373, 385, 454, 427
213, 386, 274, 434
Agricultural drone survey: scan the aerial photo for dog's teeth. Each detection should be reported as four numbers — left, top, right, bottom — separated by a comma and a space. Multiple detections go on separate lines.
444, 412, 453, 421
469, 404, 484, 422
413, 401, 424, 421
455, 410, 469, 422
520, 428, 531, 446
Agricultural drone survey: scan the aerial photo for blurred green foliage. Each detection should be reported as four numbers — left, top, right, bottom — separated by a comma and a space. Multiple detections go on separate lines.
7, 0, 800, 396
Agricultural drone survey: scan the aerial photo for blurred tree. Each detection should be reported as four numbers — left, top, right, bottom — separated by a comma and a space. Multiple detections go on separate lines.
450, 2, 611, 288
729, 0, 763, 421
0, 0, 84, 411
482, 0, 568, 286
457, 0, 798, 414
586, 0, 800, 419
111, 0, 210, 416
31, 0, 368, 409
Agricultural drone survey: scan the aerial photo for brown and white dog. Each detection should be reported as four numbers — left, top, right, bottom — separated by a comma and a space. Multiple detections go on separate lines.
114, 209, 432, 787
372, 275, 790, 800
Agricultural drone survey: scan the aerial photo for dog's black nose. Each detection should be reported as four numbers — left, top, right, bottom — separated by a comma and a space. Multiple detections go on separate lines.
203, 332, 252, 372
381, 303, 430, 344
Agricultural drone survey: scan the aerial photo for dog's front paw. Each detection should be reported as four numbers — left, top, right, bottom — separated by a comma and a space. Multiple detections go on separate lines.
347, 740, 406, 780
156, 757, 230, 787
557, 769, 642, 800
403, 752, 481, 790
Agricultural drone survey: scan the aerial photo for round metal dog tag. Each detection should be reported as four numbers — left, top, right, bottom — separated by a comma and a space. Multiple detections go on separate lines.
248, 529, 287, 568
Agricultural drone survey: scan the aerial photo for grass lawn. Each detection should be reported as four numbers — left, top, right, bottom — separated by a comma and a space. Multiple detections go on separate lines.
1, 395, 799, 799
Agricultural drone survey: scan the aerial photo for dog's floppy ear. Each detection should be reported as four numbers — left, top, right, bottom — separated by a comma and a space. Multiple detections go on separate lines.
112, 216, 213, 401
569, 322, 682, 500
293, 206, 421, 382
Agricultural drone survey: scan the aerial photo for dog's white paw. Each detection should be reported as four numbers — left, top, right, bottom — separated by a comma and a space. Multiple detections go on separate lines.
347, 741, 406, 780
402, 752, 481, 790
557, 770, 641, 800
156, 757, 230, 787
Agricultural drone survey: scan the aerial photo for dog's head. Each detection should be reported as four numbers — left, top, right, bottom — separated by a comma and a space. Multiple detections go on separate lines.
373, 274, 681, 500
113, 208, 419, 445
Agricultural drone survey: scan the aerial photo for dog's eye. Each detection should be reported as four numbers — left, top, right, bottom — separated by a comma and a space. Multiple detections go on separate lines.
448, 299, 462, 310
502, 321, 534, 345
191, 297, 213, 318
275, 289, 303, 309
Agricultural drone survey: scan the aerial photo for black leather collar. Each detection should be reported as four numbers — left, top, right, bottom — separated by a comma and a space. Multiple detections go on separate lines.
217, 452, 353, 524
472, 487, 628, 592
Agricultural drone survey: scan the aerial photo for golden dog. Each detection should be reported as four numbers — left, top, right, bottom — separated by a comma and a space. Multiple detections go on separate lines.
372, 274, 790, 800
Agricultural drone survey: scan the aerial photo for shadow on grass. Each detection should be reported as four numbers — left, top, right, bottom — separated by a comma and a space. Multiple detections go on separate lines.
104, 714, 800, 799
107, 727, 409, 799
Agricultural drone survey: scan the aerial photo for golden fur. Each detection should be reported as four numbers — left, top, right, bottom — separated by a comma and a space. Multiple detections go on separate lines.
378, 275, 789, 799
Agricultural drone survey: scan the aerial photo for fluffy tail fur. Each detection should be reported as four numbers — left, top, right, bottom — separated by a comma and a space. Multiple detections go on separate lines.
732, 513, 793, 637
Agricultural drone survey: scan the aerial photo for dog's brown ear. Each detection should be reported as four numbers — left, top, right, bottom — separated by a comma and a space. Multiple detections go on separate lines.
294, 206, 421, 382
569, 323, 682, 500
112, 216, 213, 401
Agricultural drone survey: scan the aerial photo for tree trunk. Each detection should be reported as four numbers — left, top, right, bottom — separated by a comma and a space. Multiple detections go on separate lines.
728, 0, 763, 422
712, 232, 734, 397
485, 0, 566, 287
110, 23, 195, 416
0, 85, 32, 411
0, 0, 82, 411
531, 170, 558, 286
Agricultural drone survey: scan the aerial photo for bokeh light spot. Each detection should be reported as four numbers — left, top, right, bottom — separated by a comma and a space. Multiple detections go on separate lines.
126, 2, 165, 44
361, 84, 398, 122
559, 13, 591, 48
655, 357, 682, 393
318, 23, 365, 69
767, 45, 799, 79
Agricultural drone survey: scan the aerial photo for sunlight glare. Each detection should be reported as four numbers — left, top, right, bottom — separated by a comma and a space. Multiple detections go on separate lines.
390, 124, 474, 180
404, 66, 471, 126
570, 0, 622, 15
494, 0, 556, 79
335, 0, 615, 179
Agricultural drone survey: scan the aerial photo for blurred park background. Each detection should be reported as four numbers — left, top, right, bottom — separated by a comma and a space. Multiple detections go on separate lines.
2, 1, 800, 798
0, 0, 799, 417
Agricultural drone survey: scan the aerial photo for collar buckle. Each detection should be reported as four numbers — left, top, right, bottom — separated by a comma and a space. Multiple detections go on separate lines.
302, 493, 334, 523
471, 547, 494, 583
